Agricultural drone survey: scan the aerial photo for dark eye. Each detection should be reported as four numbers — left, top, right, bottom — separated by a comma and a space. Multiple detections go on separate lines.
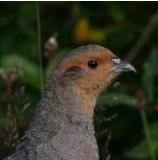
88, 60, 98, 69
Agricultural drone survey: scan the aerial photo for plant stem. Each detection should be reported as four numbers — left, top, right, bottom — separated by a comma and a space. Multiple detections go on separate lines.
36, 1, 44, 94
140, 109, 156, 160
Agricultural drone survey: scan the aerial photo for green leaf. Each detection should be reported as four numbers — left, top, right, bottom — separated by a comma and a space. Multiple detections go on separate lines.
106, 3, 126, 22
97, 91, 137, 107
0, 55, 41, 90
125, 122, 158, 159
106, 26, 132, 50
142, 47, 158, 102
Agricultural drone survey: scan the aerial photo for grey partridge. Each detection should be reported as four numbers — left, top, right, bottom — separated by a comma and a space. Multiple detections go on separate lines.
4, 45, 136, 160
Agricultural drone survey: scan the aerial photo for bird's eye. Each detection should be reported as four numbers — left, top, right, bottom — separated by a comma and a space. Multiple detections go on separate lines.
112, 58, 121, 64
88, 60, 98, 69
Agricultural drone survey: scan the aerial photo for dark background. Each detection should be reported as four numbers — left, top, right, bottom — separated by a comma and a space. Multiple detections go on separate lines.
0, 2, 158, 160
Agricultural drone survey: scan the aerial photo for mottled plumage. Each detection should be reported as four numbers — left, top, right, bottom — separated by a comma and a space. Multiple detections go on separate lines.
4, 45, 135, 160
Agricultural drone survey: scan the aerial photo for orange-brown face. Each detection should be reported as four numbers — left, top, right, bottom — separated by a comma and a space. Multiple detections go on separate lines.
56, 47, 135, 94
55, 45, 136, 117
69, 49, 119, 96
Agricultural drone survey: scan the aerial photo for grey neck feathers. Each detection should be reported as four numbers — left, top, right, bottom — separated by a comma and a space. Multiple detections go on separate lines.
23, 73, 95, 146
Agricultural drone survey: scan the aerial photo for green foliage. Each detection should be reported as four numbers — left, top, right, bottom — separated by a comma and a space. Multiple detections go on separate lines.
97, 91, 137, 107
143, 47, 158, 102
0, 55, 41, 90
0, 2, 158, 160
106, 3, 126, 22
126, 123, 158, 160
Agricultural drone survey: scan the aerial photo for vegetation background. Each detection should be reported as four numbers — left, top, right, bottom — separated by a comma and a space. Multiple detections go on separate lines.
0, 2, 158, 160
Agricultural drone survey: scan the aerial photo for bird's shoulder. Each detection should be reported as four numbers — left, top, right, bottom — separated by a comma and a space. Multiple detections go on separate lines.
35, 129, 99, 160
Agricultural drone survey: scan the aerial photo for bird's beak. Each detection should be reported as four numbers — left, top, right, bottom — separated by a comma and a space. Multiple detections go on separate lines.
111, 59, 137, 73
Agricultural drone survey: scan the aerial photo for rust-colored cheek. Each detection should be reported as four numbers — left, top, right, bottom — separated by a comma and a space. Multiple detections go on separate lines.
73, 75, 104, 118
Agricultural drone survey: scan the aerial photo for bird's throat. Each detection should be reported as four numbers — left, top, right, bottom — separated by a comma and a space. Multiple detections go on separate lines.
74, 86, 97, 119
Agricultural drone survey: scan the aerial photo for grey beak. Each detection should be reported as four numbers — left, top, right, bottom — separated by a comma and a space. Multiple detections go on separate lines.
111, 59, 137, 73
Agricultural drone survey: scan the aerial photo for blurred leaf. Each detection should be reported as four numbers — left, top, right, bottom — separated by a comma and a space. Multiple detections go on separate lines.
106, 3, 126, 22
106, 26, 132, 50
0, 55, 41, 90
97, 91, 137, 107
125, 122, 158, 159
74, 17, 105, 43
72, 2, 82, 17
142, 47, 158, 102
74, 17, 89, 43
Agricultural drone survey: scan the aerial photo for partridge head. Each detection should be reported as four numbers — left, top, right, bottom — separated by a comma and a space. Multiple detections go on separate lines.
54, 45, 136, 117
